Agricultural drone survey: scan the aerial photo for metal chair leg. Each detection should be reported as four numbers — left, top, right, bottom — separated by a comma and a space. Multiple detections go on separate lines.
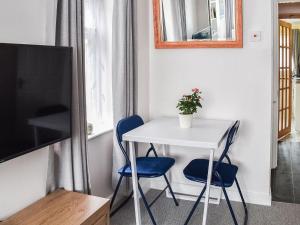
138, 183, 157, 225
163, 175, 179, 206
184, 185, 207, 225
235, 178, 248, 225
221, 185, 238, 225
110, 175, 124, 210
110, 191, 133, 217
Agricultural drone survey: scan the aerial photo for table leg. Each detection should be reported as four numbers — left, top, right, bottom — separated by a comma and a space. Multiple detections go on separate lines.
162, 144, 168, 156
202, 149, 215, 225
129, 141, 142, 225
162, 144, 172, 195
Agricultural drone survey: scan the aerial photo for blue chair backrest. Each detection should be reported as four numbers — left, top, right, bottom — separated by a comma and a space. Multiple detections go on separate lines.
213, 120, 240, 172
116, 115, 144, 163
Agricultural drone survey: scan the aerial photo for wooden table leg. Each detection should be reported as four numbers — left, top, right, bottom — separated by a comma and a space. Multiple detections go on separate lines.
129, 141, 142, 225
202, 149, 215, 225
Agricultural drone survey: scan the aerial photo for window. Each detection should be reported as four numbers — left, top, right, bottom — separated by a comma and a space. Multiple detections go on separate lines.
84, 0, 113, 137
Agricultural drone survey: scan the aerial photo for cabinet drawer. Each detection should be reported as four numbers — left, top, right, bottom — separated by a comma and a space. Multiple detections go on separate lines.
94, 214, 109, 225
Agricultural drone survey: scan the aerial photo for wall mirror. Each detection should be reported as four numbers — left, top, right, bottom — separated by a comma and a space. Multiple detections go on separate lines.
153, 0, 243, 48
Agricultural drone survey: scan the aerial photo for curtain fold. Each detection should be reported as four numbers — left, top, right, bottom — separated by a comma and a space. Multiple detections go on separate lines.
179, 0, 187, 40
161, 0, 187, 41
293, 29, 300, 76
112, 0, 136, 195
46, 0, 91, 194
225, 0, 234, 39
161, 0, 168, 41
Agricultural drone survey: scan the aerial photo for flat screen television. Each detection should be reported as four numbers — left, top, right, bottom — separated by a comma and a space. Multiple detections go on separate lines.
0, 43, 72, 163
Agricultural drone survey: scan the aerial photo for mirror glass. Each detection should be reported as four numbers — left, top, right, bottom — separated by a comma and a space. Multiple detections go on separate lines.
159, 0, 236, 42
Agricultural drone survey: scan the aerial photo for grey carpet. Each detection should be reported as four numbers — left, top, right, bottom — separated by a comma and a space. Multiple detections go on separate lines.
111, 190, 300, 225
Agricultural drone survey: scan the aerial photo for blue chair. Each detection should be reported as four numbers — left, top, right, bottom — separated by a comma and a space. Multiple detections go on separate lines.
110, 115, 179, 225
183, 121, 248, 225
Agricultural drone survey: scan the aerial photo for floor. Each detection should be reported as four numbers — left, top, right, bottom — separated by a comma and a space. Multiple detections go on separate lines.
272, 132, 300, 203
111, 190, 300, 225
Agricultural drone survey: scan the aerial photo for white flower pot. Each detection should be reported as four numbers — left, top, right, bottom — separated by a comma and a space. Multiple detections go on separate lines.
179, 114, 193, 128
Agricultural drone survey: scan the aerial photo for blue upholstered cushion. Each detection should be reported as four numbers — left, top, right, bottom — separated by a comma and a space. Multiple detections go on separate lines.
183, 159, 238, 188
118, 157, 175, 178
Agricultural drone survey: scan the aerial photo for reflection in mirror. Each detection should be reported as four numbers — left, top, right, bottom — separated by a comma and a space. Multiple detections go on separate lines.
160, 0, 236, 42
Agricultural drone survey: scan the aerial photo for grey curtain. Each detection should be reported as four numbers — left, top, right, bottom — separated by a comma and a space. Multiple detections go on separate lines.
161, 0, 187, 41
293, 29, 300, 76
112, 0, 136, 194
46, 0, 91, 194
225, 0, 234, 39
161, 0, 168, 41
178, 0, 187, 40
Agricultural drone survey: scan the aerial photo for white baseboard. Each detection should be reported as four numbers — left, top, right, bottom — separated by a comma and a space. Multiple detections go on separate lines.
225, 188, 272, 206
109, 175, 271, 207
152, 180, 222, 204
150, 180, 271, 206
140, 179, 151, 195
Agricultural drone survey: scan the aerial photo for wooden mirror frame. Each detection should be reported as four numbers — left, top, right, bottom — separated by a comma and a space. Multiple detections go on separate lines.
153, 0, 243, 48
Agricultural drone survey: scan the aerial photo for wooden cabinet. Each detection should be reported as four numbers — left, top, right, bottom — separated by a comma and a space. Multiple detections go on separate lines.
1, 189, 110, 225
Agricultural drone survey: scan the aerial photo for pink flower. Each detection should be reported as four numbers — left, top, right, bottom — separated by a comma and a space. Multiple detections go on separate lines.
192, 88, 200, 93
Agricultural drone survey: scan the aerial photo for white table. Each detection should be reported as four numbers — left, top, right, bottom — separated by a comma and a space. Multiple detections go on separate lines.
28, 112, 70, 146
28, 112, 70, 132
122, 117, 233, 225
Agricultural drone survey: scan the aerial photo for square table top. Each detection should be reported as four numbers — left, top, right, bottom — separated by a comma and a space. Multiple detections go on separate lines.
123, 117, 234, 149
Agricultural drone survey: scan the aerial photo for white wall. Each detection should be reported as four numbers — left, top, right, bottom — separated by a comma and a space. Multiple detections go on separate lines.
147, 0, 273, 205
0, 0, 48, 45
0, 149, 49, 220
0, 0, 50, 220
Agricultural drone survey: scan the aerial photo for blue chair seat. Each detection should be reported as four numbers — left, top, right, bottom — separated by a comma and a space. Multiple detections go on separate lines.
118, 157, 175, 178
183, 159, 238, 188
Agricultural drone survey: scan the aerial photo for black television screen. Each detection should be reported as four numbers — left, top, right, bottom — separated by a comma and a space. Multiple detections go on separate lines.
0, 43, 72, 163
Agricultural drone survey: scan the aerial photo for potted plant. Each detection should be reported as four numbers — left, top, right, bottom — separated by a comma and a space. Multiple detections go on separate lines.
176, 88, 202, 128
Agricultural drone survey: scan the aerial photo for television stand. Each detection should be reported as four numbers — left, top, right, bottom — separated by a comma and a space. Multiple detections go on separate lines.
1, 189, 110, 225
